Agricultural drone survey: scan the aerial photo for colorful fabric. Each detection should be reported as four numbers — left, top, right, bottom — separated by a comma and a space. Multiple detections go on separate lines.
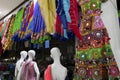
30, 1, 47, 45
38, 0, 56, 33
68, 0, 83, 41
44, 65, 52, 80
74, 0, 120, 79
0, 21, 4, 37
1, 19, 10, 45
63, 0, 71, 23
3, 15, 15, 51
0, 22, 3, 32
12, 8, 24, 34
56, 0, 68, 39
12, 1, 34, 42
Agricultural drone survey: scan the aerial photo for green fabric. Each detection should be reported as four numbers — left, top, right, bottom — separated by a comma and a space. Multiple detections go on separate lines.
81, 0, 101, 12
77, 51, 87, 60
12, 8, 24, 34
118, 10, 120, 17
105, 44, 113, 56
76, 43, 114, 60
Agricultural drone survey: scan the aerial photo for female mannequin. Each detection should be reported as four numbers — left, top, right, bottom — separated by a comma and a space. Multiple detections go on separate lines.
14, 51, 27, 80
101, 0, 120, 70
18, 50, 40, 80
45, 47, 67, 80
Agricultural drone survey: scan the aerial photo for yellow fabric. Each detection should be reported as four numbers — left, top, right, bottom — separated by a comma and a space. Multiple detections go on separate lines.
38, 0, 56, 33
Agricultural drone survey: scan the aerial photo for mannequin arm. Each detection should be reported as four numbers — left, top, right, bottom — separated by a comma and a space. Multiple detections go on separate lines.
34, 62, 40, 80
65, 68, 67, 77
15, 66, 18, 77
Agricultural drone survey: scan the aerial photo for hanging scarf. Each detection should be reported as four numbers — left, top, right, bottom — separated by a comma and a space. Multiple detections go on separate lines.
3, 15, 15, 51
38, 0, 56, 33
20, 1, 34, 41
12, 8, 25, 42
1, 19, 10, 45
30, 1, 46, 44
63, 0, 71, 23
68, 0, 83, 41
56, 0, 68, 39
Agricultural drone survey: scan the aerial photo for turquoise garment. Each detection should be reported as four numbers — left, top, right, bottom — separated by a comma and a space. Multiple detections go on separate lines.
63, 0, 71, 23
56, 0, 68, 39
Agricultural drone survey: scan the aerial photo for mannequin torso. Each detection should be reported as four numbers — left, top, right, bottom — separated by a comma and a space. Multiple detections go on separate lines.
15, 51, 27, 79
50, 47, 67, 80
51, 63, 67, 80
17, 50, 40, 80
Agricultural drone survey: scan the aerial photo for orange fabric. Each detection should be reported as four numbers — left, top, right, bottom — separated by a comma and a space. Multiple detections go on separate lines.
0, 22, 3, 32
44, 65, 52, 80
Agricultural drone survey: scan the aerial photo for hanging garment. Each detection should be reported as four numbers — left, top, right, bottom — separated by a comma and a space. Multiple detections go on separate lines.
0, 21, 5, 37
44, 65, 52, 80
74, 0, 120, 79
56, 0, 68, 39
20, 61, 36, 80
20, 1, 34, 41
0, 22, 3, 34
63, 0, 71, 23
1, 19, 10, 45
38, 0, 56, 33
12, 8, 25, 42
29, 1, 47, 45
12, 8, 24, 34
68, 0, 83, 41
3, 15, 15, 51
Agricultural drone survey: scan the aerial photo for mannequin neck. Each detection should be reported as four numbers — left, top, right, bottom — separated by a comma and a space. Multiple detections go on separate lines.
27, 56, 33, 61
19, 57, 25, 61
53, 57, 61, 65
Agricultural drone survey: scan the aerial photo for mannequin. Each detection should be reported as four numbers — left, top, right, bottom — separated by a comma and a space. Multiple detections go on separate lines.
101, 0, 120, 70
18, 50, 40, 80
14, 51, 27, 80
50, 47, 67, 80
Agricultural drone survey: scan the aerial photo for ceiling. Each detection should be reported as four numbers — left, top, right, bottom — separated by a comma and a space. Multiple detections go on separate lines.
0, 0, 24, 19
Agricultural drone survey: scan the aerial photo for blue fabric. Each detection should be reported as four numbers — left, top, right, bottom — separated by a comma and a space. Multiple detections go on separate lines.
63, 0, 71, 23
45, 40, 50, 48
56, 0, 68, 39
59, 13, 68, 29
56, 0, 68, 29
64, 29, 68, 39
32, 2, 46, 34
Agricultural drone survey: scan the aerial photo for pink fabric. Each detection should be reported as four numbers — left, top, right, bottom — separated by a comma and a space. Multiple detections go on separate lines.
44, 65, 52, 80
68, 0, 83, 41
20, 61, 35, 80
109, 66, 119, 77
94, 16, 104, 29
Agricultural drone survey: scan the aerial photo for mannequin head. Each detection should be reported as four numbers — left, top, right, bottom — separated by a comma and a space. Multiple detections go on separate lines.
50, 47, 61, 59
20, 51, 27, 59
28, 50, 36, 59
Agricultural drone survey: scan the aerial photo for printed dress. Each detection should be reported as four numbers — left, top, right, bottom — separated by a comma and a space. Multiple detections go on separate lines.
74, 0, 120, 80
